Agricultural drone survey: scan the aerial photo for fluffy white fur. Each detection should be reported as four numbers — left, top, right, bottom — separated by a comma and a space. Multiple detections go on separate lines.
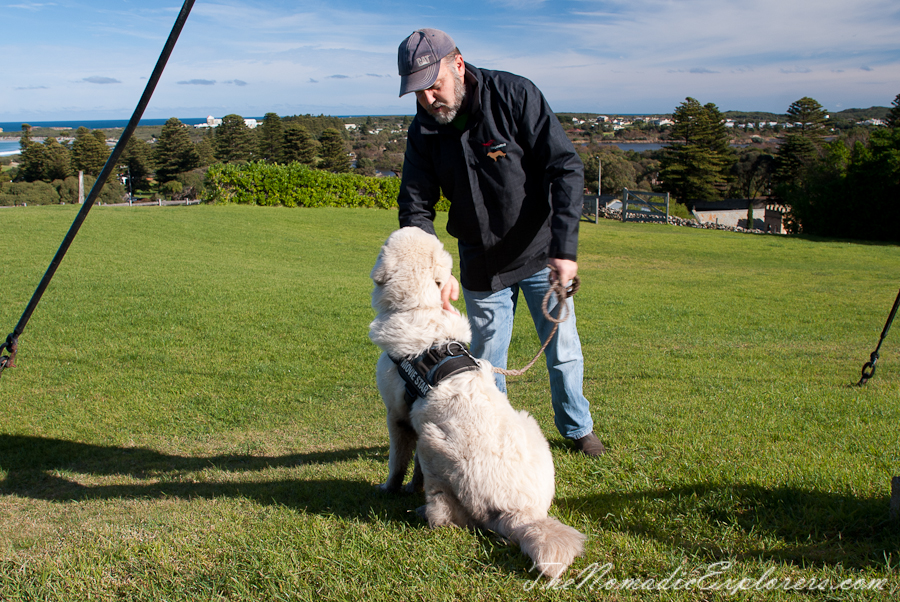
369, 227, 585, 579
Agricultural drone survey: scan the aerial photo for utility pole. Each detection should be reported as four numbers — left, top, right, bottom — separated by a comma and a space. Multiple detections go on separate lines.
598, 157, 602, 197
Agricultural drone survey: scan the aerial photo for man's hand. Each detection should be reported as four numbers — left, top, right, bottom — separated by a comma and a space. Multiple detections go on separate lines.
441, 275, 460, 314
548, 258, 578, 286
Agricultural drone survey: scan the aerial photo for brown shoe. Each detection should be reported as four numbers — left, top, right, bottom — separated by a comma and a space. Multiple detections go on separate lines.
573, 432, 606, 457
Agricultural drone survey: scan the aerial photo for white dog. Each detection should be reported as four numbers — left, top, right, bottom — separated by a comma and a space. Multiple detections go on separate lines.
369, 227, 585, 579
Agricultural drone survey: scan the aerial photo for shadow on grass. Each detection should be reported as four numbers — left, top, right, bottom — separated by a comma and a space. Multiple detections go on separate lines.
0, 434, 421, 523
562, 484, 898, 570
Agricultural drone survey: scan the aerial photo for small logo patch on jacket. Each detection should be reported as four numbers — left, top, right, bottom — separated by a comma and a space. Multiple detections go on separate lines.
483, 140, 507, 161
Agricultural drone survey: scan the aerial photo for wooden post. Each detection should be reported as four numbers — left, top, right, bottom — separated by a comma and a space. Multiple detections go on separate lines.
78, 171, 84, 205
891, 476, 900, 520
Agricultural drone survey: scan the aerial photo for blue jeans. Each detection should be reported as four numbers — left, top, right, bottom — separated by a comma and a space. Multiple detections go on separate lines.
462, 268, 594, 440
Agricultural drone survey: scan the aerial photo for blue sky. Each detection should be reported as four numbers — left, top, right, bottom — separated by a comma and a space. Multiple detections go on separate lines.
2, 0, 899, 121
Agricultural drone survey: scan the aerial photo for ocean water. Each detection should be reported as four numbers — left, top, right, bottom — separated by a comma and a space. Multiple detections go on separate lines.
0, 118, 214, 132
0, 140, 21, 156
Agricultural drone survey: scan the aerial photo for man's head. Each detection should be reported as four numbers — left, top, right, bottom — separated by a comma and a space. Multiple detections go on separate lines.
398, 29, 467, 125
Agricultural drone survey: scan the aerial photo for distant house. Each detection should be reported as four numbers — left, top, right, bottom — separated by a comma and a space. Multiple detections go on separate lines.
193, 115, 258, 129
692, 199, 786, 233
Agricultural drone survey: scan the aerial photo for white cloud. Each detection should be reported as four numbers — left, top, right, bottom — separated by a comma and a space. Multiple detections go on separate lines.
83, 76, 121, 84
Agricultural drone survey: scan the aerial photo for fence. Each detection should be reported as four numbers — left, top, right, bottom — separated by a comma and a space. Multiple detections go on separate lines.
581, 195, 600, 224
622, 189, 669, 223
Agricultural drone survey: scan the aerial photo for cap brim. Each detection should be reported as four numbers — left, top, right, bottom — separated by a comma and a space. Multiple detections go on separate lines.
399, 62, 440, 97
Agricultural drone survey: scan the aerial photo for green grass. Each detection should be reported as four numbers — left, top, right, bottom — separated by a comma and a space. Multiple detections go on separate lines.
1, 204, 898, 601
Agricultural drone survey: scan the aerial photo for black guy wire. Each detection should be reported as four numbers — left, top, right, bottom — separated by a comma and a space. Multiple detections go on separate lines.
1, 0, 196, 379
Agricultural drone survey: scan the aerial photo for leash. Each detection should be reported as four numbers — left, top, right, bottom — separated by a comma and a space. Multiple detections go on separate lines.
0, 0, 196, 381
493, 265, 580, 377
857, 286, 900, 386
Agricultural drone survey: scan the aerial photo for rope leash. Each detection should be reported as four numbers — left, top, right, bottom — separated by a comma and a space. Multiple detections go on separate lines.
493, 266, 580, 377
857, 286, 900, 386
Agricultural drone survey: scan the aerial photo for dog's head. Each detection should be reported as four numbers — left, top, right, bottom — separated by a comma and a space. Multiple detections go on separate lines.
371, 227, 453, 313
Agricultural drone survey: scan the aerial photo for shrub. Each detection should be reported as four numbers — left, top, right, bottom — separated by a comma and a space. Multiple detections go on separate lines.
0, 180, 60, 206
52, 174, 128, 205
202, 161, 450, 211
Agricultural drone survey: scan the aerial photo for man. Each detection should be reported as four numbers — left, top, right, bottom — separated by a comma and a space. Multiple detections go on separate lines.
395, 28, 605, 457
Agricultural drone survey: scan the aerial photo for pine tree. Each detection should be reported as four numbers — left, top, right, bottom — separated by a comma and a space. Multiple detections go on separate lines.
120, 137, 153, 191
774, 97, 828, 196
214, 114, 257, 163
318, 128, 351, 173
71, 126, 109, 176
281, 125, 318, 165
658, 98, 734, 205
18, 124, 47, 182
42, 137, 72, 181
153, 117, 200, 183
257, 112, 284, 162
886, 92, 900, 129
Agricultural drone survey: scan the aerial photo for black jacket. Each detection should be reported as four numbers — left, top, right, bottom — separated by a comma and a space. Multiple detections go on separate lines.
397, 63, 584, 292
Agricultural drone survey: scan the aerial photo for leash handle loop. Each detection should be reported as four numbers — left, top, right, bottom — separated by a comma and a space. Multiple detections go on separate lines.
494, 265, 580, 377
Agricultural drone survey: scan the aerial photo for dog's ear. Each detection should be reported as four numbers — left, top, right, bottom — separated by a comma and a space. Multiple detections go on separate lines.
371, 249, 390, 286
432, 245, 452, 289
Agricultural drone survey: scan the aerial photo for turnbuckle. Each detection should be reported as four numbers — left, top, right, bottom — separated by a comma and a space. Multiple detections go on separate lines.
0, 334, 18, 380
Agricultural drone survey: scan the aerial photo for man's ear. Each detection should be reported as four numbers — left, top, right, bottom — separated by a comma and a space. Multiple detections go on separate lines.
453, 53, 465, 77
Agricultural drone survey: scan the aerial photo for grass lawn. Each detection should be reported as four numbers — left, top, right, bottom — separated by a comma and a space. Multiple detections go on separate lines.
1, 204, 898, 601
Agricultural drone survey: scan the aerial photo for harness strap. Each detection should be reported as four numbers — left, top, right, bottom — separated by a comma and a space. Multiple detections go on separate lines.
392, 342, 480, 406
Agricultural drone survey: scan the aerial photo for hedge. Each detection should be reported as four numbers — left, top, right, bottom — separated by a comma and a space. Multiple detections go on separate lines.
202, 162, 449, 211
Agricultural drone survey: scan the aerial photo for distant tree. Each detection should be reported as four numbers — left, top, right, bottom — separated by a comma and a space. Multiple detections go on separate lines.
658, 97, 734, 205
91, 129, 109, 147
195, 130, 217, 167
42, 137, 72, 181
282, 114, 347, 139
355, 156, 377, 177
318, 128, 351, 173
886, 92, 900, 129
580, 149, 637, 195
281, 124, 318, 165
153, 117, 200, 183
774, 97, 828, 199
215, 114, 257, 163
785, 96, 828, 134
257, 112, 284, 162
71, 126, 108, 176
18, 124, 47, 182
120, 137, 153, 191
729, 148, 775, 199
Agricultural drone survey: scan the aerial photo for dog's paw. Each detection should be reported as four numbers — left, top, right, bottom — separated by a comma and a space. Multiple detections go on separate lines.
377, 482, 401, 494
402, 480, 424, 494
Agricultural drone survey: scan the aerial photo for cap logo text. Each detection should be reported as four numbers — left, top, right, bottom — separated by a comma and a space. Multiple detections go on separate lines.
416, 55, 432, 67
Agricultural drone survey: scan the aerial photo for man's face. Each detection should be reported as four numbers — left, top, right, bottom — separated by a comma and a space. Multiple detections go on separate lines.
415, 55, 466, 125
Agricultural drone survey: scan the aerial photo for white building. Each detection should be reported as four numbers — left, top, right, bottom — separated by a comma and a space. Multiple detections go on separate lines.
193, 115, 258, 129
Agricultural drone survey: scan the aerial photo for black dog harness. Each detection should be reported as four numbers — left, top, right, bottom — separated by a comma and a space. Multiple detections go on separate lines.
392, 341, 480, 406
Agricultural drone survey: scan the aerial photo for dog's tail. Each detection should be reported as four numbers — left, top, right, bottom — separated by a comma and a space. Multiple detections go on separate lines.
507, 516, 586, 579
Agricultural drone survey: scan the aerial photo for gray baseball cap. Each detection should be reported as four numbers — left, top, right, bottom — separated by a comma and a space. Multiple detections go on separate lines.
397, 28, 456, 97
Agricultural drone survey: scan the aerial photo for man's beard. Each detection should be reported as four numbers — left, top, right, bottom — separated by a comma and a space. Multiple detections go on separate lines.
428, 69, 466, 125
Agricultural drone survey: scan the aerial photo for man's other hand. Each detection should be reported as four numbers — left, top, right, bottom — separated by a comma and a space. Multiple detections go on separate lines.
548, 258, 578, 286
441, 275, 460, 313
